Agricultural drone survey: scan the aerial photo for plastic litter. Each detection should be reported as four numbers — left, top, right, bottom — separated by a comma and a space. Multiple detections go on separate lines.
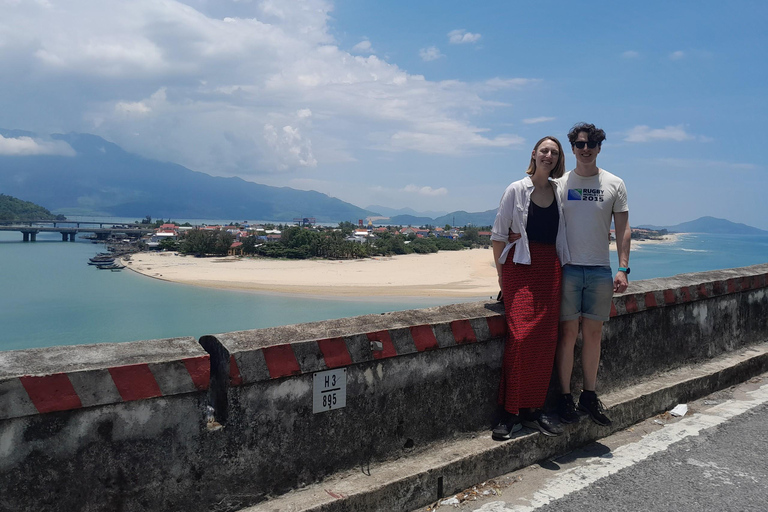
669, 404, 688, 417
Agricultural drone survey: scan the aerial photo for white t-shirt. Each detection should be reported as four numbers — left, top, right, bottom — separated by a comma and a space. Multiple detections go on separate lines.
557, 169, 628, 267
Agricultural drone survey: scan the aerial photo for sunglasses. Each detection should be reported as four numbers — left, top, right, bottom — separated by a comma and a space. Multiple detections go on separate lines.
573, 141, 600, 149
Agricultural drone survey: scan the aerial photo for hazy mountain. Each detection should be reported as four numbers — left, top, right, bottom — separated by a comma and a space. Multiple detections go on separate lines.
433, 210, 496, 227
381, 214, 436, 226
637, 216, 767, 235
365, 205, 448, 219
374, 209, 496, 227
0, 130, 376, 223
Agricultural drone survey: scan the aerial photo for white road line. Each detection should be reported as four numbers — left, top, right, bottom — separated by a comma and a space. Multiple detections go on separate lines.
477, 382, 768, 512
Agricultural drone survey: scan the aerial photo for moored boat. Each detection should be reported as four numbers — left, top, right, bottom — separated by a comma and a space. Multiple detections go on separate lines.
97, 263, 125, 270
88, 258, 115, 265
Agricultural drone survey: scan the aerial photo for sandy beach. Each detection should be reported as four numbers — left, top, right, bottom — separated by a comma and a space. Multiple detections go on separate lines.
123, 248, 500, 298
609, 232, 681, 250
123, 234, 680, 298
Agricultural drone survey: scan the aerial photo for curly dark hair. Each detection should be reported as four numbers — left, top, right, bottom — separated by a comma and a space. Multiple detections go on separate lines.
567, 123, 606, 146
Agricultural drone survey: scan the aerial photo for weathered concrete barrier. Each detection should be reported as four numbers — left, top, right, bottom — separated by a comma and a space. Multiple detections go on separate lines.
0, 338, 211, 512
1, 263, 766, 512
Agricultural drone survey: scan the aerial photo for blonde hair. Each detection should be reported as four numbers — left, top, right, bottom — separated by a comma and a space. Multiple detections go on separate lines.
526, 136, 565, 179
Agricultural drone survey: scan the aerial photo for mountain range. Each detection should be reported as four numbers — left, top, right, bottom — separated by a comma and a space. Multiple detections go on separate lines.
637, 217, 767, 235
1, 130, 765, 234
0, 130, 375, 223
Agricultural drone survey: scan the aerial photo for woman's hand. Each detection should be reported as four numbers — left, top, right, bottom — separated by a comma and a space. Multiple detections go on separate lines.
508, 229, 521, 243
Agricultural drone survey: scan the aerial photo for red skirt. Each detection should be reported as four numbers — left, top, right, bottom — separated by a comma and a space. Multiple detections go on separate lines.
498, 241, 562, 414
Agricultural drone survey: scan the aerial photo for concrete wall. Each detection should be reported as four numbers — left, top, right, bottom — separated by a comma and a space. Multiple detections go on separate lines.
1, 263, 766, 512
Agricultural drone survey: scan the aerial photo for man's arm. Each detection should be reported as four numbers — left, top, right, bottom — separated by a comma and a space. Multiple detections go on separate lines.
613, 211, 630, 293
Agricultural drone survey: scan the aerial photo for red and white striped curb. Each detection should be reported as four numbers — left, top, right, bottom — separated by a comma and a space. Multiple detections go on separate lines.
221, 315, 508, 387
610, 272, 768, 317
0, 355, 209, 421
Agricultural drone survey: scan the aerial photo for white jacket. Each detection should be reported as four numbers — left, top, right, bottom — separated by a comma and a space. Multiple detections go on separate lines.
491, 176, 570, 266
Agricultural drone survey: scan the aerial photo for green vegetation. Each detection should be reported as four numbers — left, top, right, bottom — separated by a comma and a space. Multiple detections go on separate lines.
630, 228, 668, 241
0, 194, 65, 222
178, 229, 234, 256
173, 221, 489, 259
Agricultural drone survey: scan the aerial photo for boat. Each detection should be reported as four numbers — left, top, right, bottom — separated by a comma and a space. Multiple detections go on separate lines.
88, 258, 115, 265
97, 263, 125, 270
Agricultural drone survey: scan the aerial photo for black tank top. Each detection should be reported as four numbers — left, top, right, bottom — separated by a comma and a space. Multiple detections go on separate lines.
526, 200, 558, 245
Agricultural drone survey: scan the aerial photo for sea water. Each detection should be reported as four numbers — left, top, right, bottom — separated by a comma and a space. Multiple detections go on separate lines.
0, 231, 460, 351
1, 230, 766, 351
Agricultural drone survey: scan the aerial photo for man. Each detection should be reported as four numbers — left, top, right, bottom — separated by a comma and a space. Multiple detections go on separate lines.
555, 122, 630, 427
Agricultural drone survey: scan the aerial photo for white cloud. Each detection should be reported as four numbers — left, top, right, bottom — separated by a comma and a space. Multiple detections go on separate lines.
351, 40, 373, 54
448, 29, 481, 44
403, 184, 448, 196
523, 116, 555, 124
115, 101, 152, 115
114, 88, 167, 116
0, 135, 76, 156
263, 117, 317, 170
419, 46, 444, 61
0, 0, 530, 178
624, 125, 695, 143
670, 51, 685, 60
622, 50, 640, 58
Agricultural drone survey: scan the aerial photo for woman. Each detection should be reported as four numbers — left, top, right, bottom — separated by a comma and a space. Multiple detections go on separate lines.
490, 136, 570, 439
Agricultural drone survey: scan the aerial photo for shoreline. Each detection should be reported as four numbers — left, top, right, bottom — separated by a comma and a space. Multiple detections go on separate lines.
123, 233, 683, 298
123, 248, 500, 298
610, 232, 682, 250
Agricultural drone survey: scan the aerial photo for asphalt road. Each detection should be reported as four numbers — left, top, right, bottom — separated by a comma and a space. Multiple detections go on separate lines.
421, 373, 768, 512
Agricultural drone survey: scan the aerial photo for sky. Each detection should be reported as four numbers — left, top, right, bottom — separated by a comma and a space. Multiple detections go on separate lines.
1, 0, 766, 228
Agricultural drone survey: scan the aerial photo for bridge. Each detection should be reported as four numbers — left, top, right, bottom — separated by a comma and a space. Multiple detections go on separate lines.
0, 220, 155, 241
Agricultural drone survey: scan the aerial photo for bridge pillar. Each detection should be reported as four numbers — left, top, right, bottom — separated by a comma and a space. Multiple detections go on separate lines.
61, 232, 68, 242
21, 230, 39, 242
69, 233, 76, 242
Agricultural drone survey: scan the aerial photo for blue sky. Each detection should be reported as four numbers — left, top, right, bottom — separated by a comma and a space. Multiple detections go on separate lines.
1, 0, 766, 228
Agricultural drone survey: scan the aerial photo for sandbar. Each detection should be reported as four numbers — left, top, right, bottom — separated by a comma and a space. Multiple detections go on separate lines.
123, 233, 680, 298
123, 248, 500, 298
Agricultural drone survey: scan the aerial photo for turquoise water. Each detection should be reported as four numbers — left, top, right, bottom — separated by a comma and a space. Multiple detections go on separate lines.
610, 233, 768, 281
0, 231, 461, 351
1, 230, 766, 351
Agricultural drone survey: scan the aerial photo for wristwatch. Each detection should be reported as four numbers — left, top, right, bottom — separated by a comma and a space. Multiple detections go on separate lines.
618, 267, 630, 275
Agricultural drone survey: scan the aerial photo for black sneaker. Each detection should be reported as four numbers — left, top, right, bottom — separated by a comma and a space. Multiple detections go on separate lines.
492, 415, 522, 441
558, 393, 580, 424
578, 391, 612, 426
521, 414, 564, 437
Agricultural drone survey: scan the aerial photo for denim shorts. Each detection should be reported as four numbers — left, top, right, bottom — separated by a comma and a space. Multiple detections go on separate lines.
560, 265, 614, 322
